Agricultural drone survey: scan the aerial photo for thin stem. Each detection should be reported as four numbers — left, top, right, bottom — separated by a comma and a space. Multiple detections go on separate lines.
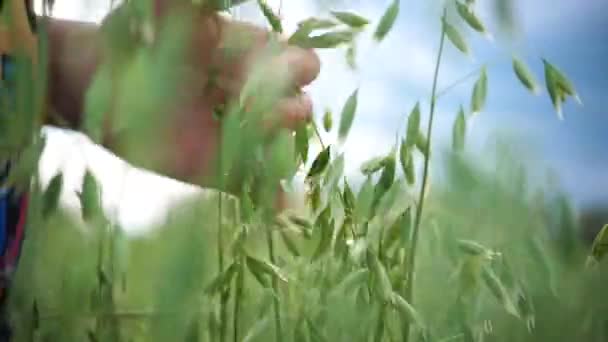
435, 58, 500, 100
402, 10, 448, 342
218, 194, 225, 270
373, 308, 386, 342
218, 193, 228, 342
435, 67, 480, 100
312, 120, 326, 150
233, 259, 244, 342
266, 223, 283, 341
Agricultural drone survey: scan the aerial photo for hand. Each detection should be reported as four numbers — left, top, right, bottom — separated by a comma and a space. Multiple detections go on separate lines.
147, 4, 320, 197
100, 1, 320, 200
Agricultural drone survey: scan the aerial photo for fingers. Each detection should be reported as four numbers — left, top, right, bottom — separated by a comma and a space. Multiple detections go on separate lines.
191, 14, 319, 134
275, 46, 321, 88
211, 16, 320, 96
276, 92, 314, 129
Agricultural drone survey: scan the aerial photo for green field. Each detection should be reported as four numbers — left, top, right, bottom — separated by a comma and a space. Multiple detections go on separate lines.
3, 1, 607, 341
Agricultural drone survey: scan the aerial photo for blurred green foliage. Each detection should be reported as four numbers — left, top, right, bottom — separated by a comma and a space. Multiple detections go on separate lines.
1, 0, 605, 341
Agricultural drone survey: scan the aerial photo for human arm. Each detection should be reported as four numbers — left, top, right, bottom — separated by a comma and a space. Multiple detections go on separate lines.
42, 2, 320, 191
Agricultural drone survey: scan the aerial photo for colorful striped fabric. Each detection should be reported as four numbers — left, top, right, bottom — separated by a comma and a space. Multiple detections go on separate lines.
1, 47, 32, 289
0, 1, 39, 339
1, 46, 28, 291
0, 181, 28, 295
0, 9, 33, 337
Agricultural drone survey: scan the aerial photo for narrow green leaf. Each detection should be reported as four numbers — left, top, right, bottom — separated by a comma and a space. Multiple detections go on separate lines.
42, 173, 63, 218
443, 18, 469, 55
308, 183, 322, 213
360, 155, 387, 175
279, 228, 301, 257
276, 215, 310, 239
297, 30, 355, 49
471, 67, 488, 115
399, 139, 409, 174
375, 178, 402, 222
399, 140, 415, 185
415, 131, 428, 157
399, 208, 413, 246
405, 102, 421, 147
374, 0, 400, 42
286, 212, 314, 232
257, 0, 282, 33
452, 106, 466, 151
457, 239, 490, 256
79, 170, 102, 222
204, 262, 238, 294
355, 177, 375, 224
297, 17, 338, 30
246, 256, 289, 283
512, 57, 540, 95
404, 153, 415, 185
324, 154, 345, 190
516, 287, 536, 332
338, 89, 359, 142
307, 145, 331, 179
288, 18, 337, 45
342, 179, 356, 215
588, 224, 608, 266
457, 255, 484, 296
390, 292, 425, 327
331, 11, 370, 28
544, 60, 580, 101
481, 266, 520, 318
313, 226, 333, 261
543, 60, 564, 119
542, 59, 581, 120
366, 250, 393, 302
239, 188, 256, 222
376, 149, 396, 195
330, 268, 370, 296
295, 123, 310, 164
247, 259, 271, 288
382, 206, 409, 250
456, 1, 486, 33
312, 207, 333, 260
322, 109, 333, 132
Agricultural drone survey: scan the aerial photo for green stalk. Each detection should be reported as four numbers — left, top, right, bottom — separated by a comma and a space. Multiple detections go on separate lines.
435, 59, 500, 100
373, 307, 386, 342
233, 258, 244, 342
402, 9, 448, 342
266, 225, 283, 341
312, 120, 326, 150
218, 193, 228, 342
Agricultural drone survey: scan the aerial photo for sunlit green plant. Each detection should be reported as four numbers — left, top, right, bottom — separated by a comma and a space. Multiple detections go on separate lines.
3, 1, 607, 342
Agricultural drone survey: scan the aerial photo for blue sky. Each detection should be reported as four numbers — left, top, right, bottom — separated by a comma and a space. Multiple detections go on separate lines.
270, 0, 608, 209
36, 0, 608, 233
